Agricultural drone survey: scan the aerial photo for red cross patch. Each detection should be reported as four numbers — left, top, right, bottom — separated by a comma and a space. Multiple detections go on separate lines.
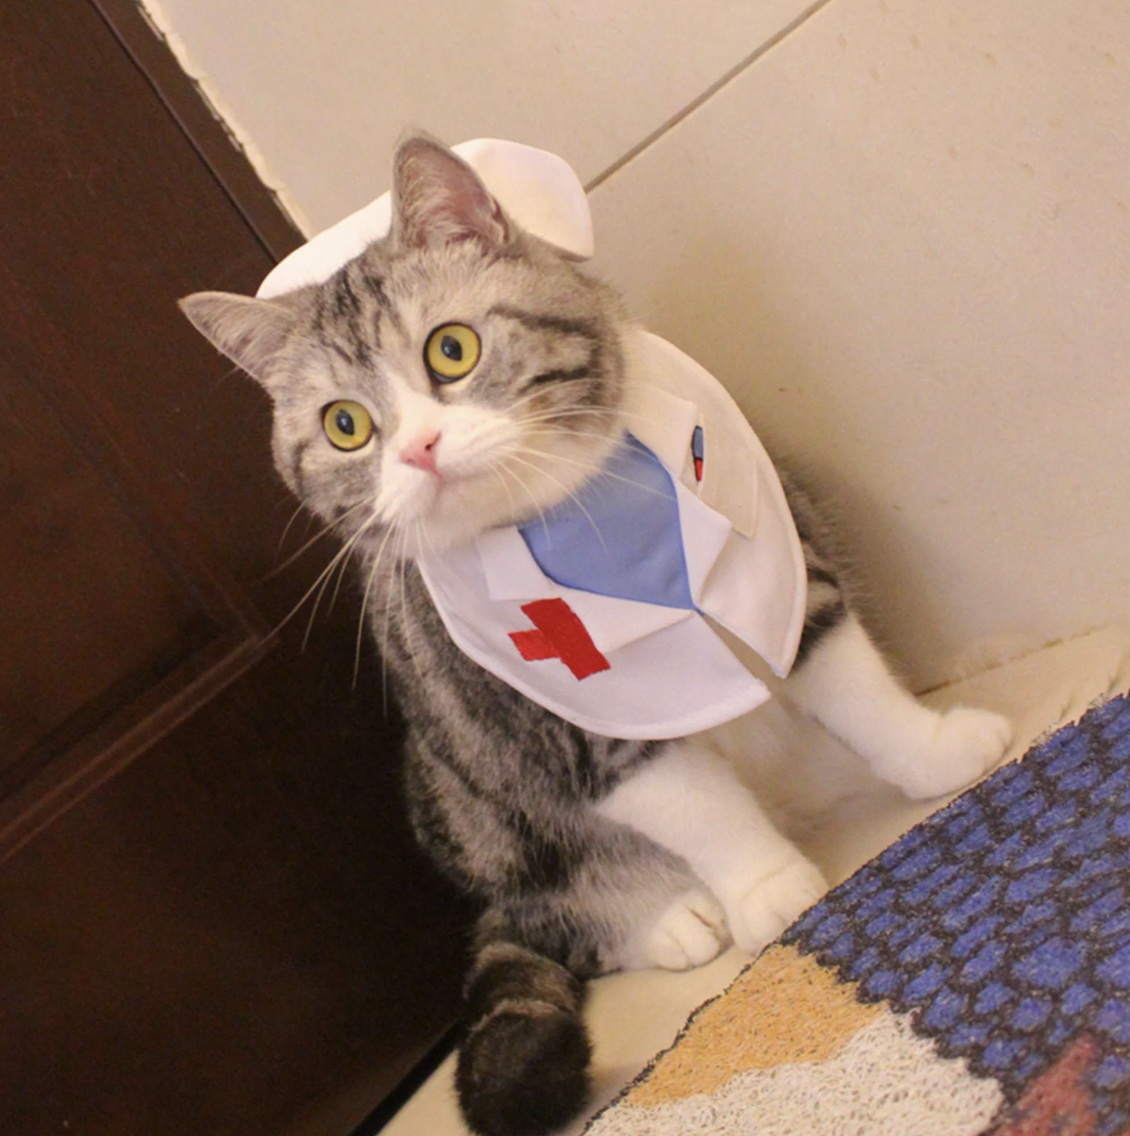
508, 598, 610, 680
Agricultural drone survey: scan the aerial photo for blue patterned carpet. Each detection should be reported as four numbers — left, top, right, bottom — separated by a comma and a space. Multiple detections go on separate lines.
785, 694, 1130, 1135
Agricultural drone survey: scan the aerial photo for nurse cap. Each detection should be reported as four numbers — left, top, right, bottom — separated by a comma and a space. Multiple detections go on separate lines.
257, 138, 594, 300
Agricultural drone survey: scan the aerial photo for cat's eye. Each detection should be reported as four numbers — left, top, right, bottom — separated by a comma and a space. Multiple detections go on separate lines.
425, 323, 481, 382
322, 400, 374, 451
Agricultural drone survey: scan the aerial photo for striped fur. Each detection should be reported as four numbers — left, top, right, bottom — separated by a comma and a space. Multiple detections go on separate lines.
779, 470, 851, 666
455, 943, 590, 1136
179, 135, 1011, 1136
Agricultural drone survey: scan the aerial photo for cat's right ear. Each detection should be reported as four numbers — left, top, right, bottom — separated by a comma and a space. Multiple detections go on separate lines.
391, 135, 512, 252
179, 291, 294, 387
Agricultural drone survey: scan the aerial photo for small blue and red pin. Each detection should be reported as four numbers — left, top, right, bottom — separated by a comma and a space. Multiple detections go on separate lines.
692, 426, 704, 482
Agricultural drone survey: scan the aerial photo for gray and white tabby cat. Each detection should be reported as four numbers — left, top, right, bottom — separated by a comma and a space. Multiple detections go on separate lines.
181, 135, 1012, 1136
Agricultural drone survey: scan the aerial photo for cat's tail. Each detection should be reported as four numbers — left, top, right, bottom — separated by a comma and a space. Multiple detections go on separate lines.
455, 939, 591, 1136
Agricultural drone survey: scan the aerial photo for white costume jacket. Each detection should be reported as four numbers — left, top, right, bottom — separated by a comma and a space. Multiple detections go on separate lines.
260, 140, 807, 739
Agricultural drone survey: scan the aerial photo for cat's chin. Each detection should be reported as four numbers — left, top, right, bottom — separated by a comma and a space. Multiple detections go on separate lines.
394, 497, 540, 558
371, 480, 521, 559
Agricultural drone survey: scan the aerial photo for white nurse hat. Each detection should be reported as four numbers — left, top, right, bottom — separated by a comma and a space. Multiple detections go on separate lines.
257, 138, 594, 300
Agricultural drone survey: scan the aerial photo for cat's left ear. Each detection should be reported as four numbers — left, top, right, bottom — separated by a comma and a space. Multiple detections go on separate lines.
391, 135, 513, 252
179, 291, 295, 388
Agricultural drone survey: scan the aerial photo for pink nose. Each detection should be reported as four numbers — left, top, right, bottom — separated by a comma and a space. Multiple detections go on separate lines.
400, 431, 441, 474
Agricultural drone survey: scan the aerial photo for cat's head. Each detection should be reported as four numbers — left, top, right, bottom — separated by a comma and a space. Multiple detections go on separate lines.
180, 135, 629, 556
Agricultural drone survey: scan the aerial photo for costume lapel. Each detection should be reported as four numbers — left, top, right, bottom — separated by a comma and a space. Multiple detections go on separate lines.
620, 374, 698, 477
622, 331, 807, 678
473, 522, 693, 655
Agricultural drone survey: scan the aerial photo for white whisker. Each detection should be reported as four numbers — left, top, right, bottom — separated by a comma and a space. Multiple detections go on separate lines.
515, 442, 673, 500
266, 498, 372, 580
522, 424, 623, 446
495, 455, 553, 542
302, 514, 377, 651
416, 515, 441, 560
514, 407, 619, 430
357, 520, 399, 692
268, 514, 374, 645
275, 502, 310, 560
504, 385, 608, 415
512, 396, 650, 432
503, 451, 608, 554
402, 524, 426, 684
493, 454, 548, 512
488, 463, 520, 523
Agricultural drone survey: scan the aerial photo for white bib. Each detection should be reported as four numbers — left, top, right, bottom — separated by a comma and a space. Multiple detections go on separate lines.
416, 329, 806, 738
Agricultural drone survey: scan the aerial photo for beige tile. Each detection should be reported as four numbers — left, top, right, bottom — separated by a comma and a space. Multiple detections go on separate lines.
588, 0, 1130, 689
147, 0, 826, 232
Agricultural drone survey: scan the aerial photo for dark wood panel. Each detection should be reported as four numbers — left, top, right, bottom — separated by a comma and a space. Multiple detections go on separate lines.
90, 0, 306, 263
0, 256, 269, 859
0, 629, 471, 1136
0, 0, 292, 589
0, 361, 215, 777
0, 0, 294, 847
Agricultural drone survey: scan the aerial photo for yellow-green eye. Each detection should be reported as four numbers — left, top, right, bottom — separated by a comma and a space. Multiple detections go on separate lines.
425, 323, 481, 382
322, 400, 374, 451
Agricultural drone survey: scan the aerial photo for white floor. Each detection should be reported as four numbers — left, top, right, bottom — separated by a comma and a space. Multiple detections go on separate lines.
383, 626, 1130, 1136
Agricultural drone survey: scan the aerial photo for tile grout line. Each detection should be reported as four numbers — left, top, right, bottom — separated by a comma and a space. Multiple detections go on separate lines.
584, 0, 839, 194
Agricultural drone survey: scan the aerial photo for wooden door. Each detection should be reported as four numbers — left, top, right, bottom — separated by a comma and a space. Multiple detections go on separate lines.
0, 3, 470, 1134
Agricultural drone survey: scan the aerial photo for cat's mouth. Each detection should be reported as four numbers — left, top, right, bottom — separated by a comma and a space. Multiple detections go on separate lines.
372, 454, 586, 557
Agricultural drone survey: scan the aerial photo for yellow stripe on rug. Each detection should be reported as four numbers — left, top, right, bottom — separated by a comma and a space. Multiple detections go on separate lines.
587, 943, 1003, 1136
629, 943, 878, 1105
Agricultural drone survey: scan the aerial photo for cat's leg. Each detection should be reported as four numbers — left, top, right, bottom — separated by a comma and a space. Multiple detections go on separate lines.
784, 613, 1012, 800
594, 742, 827, 956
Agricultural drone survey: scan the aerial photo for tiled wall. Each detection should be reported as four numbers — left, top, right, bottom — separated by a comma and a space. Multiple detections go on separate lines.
151, 0, 1130, 690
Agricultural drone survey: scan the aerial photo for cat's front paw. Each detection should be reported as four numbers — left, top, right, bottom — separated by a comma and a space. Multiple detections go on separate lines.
899, 706, 1013, 800
725, 858, 827, 956
640, 888, 731, 971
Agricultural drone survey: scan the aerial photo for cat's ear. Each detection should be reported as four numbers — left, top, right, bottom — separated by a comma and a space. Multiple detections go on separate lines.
179, 291, 294, 386
391, 135, 512, 252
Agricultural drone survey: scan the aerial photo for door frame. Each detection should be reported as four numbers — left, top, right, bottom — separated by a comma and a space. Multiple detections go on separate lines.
89, 0, 304, 263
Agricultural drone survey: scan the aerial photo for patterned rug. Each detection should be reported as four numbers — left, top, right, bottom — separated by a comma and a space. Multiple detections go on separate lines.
584, 693, 1130, 1135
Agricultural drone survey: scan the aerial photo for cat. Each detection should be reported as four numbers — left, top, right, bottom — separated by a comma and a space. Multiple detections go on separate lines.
180, 134, 1012, 1136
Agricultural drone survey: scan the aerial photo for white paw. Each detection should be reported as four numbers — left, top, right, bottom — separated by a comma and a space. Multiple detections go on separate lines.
899, 707, 1014, 800
642, 889, 731, 971
725, 858, 827, 956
